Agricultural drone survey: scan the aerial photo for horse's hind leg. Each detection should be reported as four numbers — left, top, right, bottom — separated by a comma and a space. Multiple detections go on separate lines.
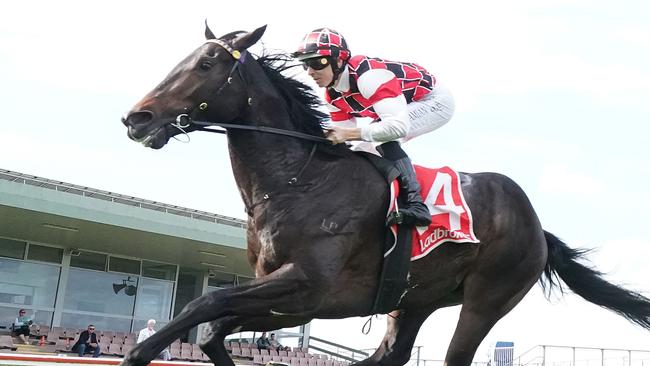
355, 309, 432, 366
444, 257, 544, 366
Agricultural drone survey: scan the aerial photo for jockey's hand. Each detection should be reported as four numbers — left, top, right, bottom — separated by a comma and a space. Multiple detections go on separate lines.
325, 126, 361, 144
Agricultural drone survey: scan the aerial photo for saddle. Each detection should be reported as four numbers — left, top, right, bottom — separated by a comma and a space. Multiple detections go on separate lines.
358, 152, 479, 314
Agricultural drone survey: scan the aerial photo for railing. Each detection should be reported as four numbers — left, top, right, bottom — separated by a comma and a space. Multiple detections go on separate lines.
0, 168, 247, 229
415, 360, 490, 366
324, 344, 650, 366
309, 336, 370, 362
514, 345, 650, 366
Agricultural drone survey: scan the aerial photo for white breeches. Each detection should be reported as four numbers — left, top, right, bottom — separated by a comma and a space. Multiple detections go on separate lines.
403, 82, 455, 142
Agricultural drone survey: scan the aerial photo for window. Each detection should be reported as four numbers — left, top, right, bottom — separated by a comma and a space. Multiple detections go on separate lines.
0, 258, 60, 307
237, 275, 254, 285
109, 257, 140, 275
27, 245, 63, 264
60, 312, 132, 333
70, 251, 106, 271
63, 268, 138, 316
142, 261, 177, 281
207, 272, 235, 289
0, 306, 53, 329
0, 238, 26, 259
134, 278, 174, 321
132, 318, 168, 332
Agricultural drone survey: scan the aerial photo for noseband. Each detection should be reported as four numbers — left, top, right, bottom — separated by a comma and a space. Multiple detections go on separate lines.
171, 38, 329, 144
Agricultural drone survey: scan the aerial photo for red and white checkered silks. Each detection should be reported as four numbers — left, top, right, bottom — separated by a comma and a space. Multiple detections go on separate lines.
295, 28, 350, 61
326, 55, 436, 122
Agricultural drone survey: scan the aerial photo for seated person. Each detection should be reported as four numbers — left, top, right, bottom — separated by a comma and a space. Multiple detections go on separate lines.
12, 309, 32, 344
269, 333, 290, 351
71, 325, 101, 357
256, 332, 271, 350
137, 319, 171, 360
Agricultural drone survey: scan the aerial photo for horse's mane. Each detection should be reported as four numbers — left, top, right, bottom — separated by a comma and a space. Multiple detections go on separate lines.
251, 52, 351, 157
255, 52, 329, 137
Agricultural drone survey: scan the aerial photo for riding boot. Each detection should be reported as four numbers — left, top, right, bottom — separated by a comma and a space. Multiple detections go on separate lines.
377, 142, 432, 227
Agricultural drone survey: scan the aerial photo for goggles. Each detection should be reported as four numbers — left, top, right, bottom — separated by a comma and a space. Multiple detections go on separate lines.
302, 57, 330, 71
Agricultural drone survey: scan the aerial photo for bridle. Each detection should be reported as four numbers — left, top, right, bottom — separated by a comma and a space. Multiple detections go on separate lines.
170, 38, 330, 144
169, 38, 330, 215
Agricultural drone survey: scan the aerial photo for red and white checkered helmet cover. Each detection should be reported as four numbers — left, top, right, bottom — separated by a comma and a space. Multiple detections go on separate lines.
293, 28, 351, 61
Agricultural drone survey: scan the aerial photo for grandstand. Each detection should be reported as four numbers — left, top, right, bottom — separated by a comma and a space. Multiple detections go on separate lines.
0, 168, 254, 341
0, 327, 351, 365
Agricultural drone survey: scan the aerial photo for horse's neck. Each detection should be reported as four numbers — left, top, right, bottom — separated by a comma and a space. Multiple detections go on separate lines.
227, 92, 317, 211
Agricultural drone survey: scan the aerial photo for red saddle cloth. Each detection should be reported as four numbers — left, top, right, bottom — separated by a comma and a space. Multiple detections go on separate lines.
387, 165, 480, 261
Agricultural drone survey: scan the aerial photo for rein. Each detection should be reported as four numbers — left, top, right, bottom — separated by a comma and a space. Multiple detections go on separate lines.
172, 38, 330, 215
189, 120, 330, 143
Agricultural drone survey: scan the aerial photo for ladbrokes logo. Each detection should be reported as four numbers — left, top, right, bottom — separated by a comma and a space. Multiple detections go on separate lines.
420, 228, 472, 252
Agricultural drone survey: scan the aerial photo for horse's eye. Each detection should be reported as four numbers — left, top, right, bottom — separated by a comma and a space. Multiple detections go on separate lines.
199, 61, 212, 71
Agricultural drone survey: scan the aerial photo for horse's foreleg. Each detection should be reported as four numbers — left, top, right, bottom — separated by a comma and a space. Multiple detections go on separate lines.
199, 314, 312, 366
198, 316, 239, 366
121, 264, 326, 366
355, 309, 432, 366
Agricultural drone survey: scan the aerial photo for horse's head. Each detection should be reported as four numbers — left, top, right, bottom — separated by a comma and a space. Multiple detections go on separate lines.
122, 23, 266, 149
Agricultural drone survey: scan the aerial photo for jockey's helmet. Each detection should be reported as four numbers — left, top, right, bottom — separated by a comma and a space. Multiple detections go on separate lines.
292, 28, 350, 62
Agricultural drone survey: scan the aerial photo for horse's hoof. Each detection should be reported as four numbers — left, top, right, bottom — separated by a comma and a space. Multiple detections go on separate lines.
120, 355, 148, 366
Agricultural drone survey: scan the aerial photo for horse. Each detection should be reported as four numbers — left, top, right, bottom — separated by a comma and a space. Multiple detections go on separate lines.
120, 24, 650, 366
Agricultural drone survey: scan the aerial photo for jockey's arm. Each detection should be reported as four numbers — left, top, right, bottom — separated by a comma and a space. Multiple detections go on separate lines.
359, 95, 409, 142
326, 96, 409, 143
325, 69, 409, 144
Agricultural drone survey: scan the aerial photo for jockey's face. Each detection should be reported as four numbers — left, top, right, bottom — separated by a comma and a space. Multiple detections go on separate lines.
305, 57, 343, 88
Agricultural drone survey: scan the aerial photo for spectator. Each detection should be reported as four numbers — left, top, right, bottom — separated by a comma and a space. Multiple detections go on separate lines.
71, 325, 101, 357
137, 319, 171, 361
256, 332, 271, 350
269, 333, 290, 351
12, 309, 32, 344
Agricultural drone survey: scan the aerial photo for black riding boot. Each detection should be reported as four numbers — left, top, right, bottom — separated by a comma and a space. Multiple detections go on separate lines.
377, 142, 432, 227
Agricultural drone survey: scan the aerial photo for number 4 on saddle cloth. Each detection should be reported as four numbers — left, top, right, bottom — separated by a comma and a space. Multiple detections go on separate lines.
409, 165, 479, 259
363, 153, 480, 314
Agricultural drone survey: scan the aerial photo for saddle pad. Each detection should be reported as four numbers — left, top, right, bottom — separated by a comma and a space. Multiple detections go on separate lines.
387, 165, 480, 261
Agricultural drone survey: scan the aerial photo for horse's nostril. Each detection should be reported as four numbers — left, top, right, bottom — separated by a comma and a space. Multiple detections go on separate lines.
124, 110, 154, 126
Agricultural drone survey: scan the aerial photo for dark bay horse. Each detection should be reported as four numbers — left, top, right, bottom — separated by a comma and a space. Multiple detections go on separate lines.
120, 25, 650, 366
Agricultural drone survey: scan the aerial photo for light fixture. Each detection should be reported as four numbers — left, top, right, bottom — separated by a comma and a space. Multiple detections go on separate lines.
112, 276, 137, 296
66, 248, 81, 256
198, 251, 226, 258
124, 284, 137, 296
200, 262, 226, 269
42, 223, 79, 232
112, 283, 127, 294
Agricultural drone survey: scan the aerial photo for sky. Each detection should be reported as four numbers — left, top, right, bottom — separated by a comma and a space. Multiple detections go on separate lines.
1, 0, 650, 363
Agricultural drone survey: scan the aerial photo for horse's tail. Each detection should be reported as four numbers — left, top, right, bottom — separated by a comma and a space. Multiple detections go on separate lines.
542, 230, 650, 329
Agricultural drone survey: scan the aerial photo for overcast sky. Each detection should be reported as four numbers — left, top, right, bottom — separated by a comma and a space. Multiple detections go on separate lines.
1, 0, 650, 363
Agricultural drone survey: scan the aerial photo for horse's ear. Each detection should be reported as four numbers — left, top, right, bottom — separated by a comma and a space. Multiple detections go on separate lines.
205, 19, 216, 40
232, 25, 267, 51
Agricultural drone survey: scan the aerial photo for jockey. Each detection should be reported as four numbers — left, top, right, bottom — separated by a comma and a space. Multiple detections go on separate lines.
293, 28, 455, 227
